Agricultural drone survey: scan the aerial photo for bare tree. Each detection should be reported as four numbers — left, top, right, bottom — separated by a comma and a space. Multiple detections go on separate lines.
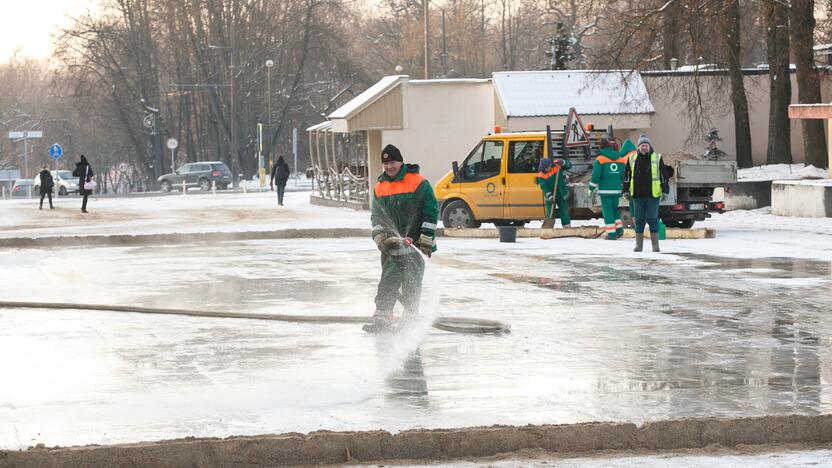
764, 0, 792, 164
790, 0, 827, 168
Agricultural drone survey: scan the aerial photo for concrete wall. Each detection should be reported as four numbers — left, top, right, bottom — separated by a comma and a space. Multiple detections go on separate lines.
772, 180, 832, 217
381, 80, 495, 186
642, 73, 832, 165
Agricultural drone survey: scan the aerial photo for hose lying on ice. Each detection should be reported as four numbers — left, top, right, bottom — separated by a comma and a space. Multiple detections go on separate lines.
0, 301, 511, 335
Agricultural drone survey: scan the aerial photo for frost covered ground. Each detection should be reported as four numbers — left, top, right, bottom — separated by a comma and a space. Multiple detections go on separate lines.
1, 191, 831, 466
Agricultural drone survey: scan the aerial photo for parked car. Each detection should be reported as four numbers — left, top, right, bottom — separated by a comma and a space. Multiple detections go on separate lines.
11, 179, 33, 197
33, 170, 79, 196
158, 161, 232, 192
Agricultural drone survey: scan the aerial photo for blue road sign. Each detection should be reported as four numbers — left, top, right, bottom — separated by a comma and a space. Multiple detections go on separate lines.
49, 143, 63, 160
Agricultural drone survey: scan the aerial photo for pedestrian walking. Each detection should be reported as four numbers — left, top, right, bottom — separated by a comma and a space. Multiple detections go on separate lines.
73, 155, 95, 213
269, 155, 291, 206
622, 135, 673, 252
535, 157, 572, 229
38, 165, 54, 210
366, 144, 438, 333
589, 139, 634, 239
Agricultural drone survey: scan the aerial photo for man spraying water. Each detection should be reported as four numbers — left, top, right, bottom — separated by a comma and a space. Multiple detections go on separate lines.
366, 144, 438, 333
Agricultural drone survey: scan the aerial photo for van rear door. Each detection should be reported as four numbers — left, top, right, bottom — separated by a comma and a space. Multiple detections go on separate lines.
456, 139, 505, 220
504, 139, 546, 220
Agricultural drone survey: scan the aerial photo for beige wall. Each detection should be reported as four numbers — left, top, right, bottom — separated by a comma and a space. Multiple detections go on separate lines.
642, 73, 832, 164
380, 80, 495, 186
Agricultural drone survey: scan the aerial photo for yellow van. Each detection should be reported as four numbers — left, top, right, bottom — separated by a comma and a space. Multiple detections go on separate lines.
435, 129, 608, 228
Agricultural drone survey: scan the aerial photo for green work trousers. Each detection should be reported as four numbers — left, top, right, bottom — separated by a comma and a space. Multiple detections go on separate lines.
374, 251, 425, 315
543, 188, 571, 227
600, 195, 622, 239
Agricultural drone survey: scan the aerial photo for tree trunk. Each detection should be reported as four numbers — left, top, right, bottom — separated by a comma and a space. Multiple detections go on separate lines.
790, 0, 828, 168
721, 0, 753, 168
765, 0, 792, 165
661, 2, 680, 69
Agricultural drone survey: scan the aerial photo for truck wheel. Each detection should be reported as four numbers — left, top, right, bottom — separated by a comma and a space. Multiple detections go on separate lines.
442, 200, 480, 228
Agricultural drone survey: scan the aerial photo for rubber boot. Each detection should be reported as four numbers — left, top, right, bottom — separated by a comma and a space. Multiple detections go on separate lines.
633, 233, 644, 252
363, 311, 394, 333
651, 234, 660, 252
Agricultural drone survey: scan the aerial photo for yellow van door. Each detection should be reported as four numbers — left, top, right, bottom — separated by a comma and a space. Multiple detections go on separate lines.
504, 139, 546, 219
456, 139, 505, 220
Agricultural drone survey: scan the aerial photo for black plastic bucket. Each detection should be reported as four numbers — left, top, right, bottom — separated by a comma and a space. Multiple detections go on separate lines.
498, 226, 517, 243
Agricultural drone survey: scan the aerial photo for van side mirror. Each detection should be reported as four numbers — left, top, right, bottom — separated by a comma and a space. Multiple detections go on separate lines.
452, 161, 460, 179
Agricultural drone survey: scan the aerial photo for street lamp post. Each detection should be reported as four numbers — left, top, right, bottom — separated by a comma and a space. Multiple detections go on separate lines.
265, 59, 274, 170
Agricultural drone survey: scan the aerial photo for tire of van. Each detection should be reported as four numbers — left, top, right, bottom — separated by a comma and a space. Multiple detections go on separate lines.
58, 186, 67, 196
442, 200, 480, 229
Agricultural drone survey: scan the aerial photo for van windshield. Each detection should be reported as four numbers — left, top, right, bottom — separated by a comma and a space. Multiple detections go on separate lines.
56, 171, 73, 179
460, 140, 503, 180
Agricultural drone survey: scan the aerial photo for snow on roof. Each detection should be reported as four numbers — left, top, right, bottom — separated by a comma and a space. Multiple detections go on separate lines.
492, 70, 655, 117
306, 121, 332, 132
408, 78, 491, 85
328, 75, 405, 120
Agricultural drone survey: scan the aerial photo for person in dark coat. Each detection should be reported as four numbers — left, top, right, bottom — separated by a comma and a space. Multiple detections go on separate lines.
38, 165, 54, 210
269, 155, 291, 206
72, 154, 94, 213
622, 134, 673, 252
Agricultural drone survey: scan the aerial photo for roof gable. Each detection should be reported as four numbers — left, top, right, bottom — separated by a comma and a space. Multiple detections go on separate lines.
328, 75, 405, 120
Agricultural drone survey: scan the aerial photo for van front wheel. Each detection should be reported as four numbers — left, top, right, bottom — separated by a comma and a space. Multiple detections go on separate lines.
442, 200, 480, 229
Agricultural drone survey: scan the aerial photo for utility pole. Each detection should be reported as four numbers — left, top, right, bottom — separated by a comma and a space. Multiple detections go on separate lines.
266, 59, 274, 166
423, 0, 431, 79
440, 9, 448, 78
141, 100, 163, 181
230, 19, 237, 187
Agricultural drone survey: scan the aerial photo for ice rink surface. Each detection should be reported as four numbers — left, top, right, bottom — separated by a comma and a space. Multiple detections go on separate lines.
1, 191, 831, 466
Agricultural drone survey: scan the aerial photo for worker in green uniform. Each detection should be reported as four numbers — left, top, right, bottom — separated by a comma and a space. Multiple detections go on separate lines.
368, 144, 439, 333
535, 157, 572, 228
589, 138, 635, 240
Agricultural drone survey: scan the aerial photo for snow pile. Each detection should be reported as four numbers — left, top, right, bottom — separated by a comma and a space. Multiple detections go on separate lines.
738, 164, 827, 182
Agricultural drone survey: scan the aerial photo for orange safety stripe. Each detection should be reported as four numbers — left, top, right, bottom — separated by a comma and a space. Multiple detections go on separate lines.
374, 172, 425, 198
596, 154, 632, 165
537, 166, 559, 178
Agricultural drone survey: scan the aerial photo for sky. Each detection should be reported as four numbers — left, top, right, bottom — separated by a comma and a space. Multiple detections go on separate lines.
0, 0, 98, 62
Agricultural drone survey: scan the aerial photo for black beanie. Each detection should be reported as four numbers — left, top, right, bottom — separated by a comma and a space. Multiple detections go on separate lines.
381, 144, 403, 163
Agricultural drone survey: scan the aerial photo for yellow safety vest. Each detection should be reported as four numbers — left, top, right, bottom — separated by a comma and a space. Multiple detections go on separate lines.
629, 152, 662, 198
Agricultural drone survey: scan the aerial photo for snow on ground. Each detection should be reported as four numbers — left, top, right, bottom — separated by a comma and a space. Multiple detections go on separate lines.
0, 190, 368, 239
737, 163, 827, 182
372, 446, 832, 467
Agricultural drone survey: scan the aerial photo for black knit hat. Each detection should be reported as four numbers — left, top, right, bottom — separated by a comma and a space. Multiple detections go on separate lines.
381, 144, 403, 163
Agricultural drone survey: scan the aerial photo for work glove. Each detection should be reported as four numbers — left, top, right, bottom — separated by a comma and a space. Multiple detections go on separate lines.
373, 232, 388, 253
545, 193, 554, 203
417, 234, 434, 258
554, 158, 565, 166
622, 192, 631, 201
